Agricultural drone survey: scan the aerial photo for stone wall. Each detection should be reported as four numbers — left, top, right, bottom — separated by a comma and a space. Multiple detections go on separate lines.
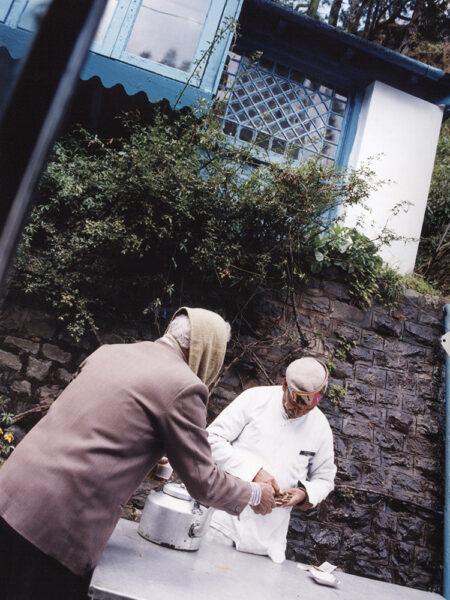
0, 276, 447, 592
209, 280, 446, 593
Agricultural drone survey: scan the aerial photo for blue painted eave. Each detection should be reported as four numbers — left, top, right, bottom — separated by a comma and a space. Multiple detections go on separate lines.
0, 22, 210, 109
0, 0, 246, 110
82, 51, 211, 109
240, 0, 449, 110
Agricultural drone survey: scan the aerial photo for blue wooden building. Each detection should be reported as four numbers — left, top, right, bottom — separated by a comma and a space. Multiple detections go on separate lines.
0, 0, 448, 271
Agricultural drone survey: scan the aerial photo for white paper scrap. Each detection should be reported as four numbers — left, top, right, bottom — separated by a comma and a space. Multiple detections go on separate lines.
310, 567, 340, 588
316, 561, 337, 573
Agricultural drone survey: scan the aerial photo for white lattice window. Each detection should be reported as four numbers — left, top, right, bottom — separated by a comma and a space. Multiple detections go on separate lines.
219, 52, 348, 165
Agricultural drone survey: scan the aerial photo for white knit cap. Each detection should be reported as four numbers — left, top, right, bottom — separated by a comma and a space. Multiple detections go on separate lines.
286, 357, 328, 393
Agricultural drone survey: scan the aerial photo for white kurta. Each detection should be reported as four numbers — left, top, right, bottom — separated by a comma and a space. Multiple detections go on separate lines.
207, 385, 336, 563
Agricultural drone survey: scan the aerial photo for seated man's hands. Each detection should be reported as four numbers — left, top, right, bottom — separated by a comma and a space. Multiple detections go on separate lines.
251, 482, 276, 515
252, 468, 280, 494
275, 487, 306, 507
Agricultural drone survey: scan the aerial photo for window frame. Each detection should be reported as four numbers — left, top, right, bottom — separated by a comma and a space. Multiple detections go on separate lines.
1, 0, 240, 91
3, 0, 28, 26
219, 50, 358, 169
109, 0, 229, 85
0, 0, 244, 106
0, 0, 14, 22
216, 46, 364, 221
89, 0, 127, 56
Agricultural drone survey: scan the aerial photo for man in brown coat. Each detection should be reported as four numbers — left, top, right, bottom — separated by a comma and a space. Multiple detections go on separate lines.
0, 307, 275, 600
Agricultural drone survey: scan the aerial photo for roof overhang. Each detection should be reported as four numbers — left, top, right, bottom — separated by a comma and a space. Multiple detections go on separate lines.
238, 0, 450, 116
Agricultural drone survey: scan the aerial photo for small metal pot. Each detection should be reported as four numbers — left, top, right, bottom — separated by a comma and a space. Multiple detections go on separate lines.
138, 482, 214, 551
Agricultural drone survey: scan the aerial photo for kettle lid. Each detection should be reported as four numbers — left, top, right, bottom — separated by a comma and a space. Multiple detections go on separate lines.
162, 482, 192, 501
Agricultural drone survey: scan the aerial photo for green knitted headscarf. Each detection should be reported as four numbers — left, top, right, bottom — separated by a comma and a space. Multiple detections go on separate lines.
166, 307, 228, 387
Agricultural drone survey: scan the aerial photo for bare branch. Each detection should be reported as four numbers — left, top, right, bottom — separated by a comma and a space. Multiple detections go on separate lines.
12, 403, 51, 424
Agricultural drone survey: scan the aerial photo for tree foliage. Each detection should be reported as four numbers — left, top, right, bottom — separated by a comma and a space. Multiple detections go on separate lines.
278, 0, 448, 69
347, 0, 448, 68
415, 120, 450, 294
10, 106, 396, 338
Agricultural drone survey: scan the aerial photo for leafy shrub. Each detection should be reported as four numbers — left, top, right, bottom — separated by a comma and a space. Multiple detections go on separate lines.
334, 334, 357, 361
376, 264, 405, 305
307, 225, 403, 307
416, 120, 449, 294
0, 397, 15, 465
401, 274, 441, 297
327, 384, 346, 406
11, 106, 399, 338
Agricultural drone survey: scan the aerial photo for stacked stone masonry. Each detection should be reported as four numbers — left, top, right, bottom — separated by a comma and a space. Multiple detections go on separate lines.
0, 277, 447, 593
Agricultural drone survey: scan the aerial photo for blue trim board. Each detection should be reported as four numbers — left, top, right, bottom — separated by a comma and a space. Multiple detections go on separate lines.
325, 89, 364, 222
336, 89, 364, 169
189, 0, 229, 89
82, 51, 212, 108
111, 0, 140, 59
194, 0, 243, 94
0, 20, 28, 57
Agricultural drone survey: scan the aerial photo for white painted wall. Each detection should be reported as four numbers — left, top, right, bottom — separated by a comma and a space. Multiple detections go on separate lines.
340, 80, 443, 274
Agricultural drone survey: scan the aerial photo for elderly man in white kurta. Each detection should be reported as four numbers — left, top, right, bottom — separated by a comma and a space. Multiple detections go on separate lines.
207, 357, 336, 563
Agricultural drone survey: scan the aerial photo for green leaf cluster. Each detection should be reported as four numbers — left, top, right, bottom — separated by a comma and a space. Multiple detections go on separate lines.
307, 225, 403, 307
400, 274, 441, 297
10, 106, 399, 338
327, 384, 346, 406
416, 120, 449, 294
334, 334, 357, 362
0, 396, 15, 465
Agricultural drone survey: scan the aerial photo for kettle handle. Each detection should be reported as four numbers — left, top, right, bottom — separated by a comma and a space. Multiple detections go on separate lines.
189, 502, 215, 538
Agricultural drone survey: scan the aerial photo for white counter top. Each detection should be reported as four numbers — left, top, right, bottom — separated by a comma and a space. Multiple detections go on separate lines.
89, 519, 444, 600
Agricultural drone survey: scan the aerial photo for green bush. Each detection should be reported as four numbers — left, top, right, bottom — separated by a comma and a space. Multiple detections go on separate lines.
401, 274, 441, 297
416, 120, 449, 294
11, 106, 400, 338
307, 225, 403, 307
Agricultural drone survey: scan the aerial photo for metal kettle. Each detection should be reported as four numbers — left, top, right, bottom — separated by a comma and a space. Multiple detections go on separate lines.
138, 482, 214, 551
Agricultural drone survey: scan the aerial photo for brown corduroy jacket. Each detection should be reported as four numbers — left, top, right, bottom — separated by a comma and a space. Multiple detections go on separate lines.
0, 340, 251, 575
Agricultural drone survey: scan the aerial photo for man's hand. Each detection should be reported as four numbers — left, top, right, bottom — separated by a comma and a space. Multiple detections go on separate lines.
147, 457, 173, 481
251, 482, 276, 515
275, 487, 306, 507
252, 468, 280, 494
